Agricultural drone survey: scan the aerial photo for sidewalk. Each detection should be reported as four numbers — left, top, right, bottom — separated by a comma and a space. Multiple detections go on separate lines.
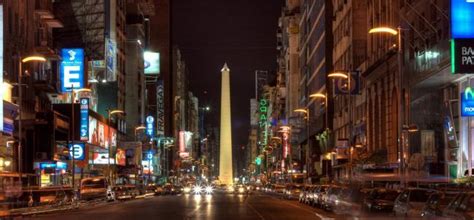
6, 199, 108, 217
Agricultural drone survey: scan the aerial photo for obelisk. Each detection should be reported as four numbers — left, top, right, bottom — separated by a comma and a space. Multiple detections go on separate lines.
219, 63, 233, 185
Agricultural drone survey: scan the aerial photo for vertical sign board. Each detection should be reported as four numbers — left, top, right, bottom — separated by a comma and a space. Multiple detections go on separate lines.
60, 48, 84, 92
451, 0, 474, 74
258, 99, 268, 150
146, 116, 154, 137
80, 98, 89, 141
0, 5, 3, 132
335, 71, 360, 95
157, 80, 165, 136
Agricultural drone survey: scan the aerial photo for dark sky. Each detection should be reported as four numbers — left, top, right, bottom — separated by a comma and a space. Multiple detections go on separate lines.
172, 0, 284, 147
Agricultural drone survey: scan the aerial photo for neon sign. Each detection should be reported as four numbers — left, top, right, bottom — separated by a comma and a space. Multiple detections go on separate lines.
461, 87, 474, 116
60, 48, 84, 92
258, 99, 268, 148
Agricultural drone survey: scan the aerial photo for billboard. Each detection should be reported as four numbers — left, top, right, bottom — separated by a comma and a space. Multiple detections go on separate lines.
60, 48, 84, 92
69, 143, 85, 161
144, 51, 160, 75
80, 98, 89, 141
142, 160, 153, 174
157, 80, 165, 136
451, 39, 474, 74
105, 38, 116, 81
116, 149, 126, 166
88, 116, 117, 148
451, 0, 474, 39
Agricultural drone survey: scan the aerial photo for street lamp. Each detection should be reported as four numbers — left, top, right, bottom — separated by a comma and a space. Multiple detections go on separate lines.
328, 71, 354, 181
17, 55, 46, 175
107, 109, 125, 185
309, 93, 328, 130
369, 25, 405, 186
135, 125, 146, 141
294, 108, 310, 181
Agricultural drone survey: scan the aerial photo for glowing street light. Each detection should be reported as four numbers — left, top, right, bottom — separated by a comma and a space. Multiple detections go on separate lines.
327, 72, 349, 79
21, 55, 46, 63
368, 27, 398, 35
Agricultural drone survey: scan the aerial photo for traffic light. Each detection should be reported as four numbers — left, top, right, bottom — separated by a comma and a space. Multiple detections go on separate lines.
255, 157, 262, 166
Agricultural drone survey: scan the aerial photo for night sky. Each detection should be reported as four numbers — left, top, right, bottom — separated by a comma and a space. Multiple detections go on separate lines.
172, 0, 284, 147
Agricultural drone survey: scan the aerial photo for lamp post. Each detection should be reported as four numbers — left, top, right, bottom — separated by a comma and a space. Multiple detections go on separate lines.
135, 125, 146, 141
328, 71, 353, 181
369, 26, 405, 186
107, 109, 125, 185
17, 55, 46, 176
294, 108, 309, 181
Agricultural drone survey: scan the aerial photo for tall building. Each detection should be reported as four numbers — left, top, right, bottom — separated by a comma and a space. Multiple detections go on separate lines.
219, 63, 233, 185
331, 0, 367, 179
297, 0, 333, 182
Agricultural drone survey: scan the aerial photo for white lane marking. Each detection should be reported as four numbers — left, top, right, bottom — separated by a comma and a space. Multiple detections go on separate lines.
266, 195, 334, 220
246, 200, 266, 220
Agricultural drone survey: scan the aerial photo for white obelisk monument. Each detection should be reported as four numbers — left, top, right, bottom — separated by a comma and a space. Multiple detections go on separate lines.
219, 63, 233, 185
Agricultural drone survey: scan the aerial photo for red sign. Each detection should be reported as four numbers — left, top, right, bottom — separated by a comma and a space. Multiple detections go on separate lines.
116, 149, 126, 166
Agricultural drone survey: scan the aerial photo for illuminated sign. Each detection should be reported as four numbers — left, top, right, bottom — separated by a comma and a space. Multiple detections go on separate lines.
157, 80, 165, 135
255, 157, 262, 166
144, 51, 160, 75
451, 0, 474, 39
179, 131, 185, 153
88, 116, 117, 148
90, 152, 115, 165
69, 143, 85, 161
462, 87, 474, 116
282, 132, 290, 159
451, 39, 474, 74
60, 48, 84, 92
39, 162, 67, 170
116, 149, 126, 166
80, 98, 89, 141
146, 116, 154, 137
258, 99, 268, 148
142, 160, 154, 174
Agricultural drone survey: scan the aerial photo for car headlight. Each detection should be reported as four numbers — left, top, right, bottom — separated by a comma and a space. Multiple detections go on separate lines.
256, 187, 260, 190
183, 187, 191, 193
238, 187, 245, 193
205, 186, 213, 194
228, 186, 235, 192
193, 186, 202, 194
247, 186, 251, 190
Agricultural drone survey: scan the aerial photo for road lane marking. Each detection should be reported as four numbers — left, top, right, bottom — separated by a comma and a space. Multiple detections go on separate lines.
245, 196, 266, 220
265, 195, 334, 220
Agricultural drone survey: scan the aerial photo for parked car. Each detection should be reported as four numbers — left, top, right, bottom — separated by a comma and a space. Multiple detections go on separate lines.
332, 187, 366, 216
311, 185, 330, 207
284, 184, 303, 200
393, 188, 437, 217
322, 185, 343, 211
299, 185, 315, 204
363, 188, 400, 213
442, 191, 474, 220
154, 185, 164, 195
421, 191, 458, 218
80, 177, 108, 200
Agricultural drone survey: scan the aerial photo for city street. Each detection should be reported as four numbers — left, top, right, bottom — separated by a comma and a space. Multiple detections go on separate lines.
24, 193, 338, 220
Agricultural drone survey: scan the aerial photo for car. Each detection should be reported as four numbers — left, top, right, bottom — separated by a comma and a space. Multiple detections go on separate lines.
442, 191, 474, 220
283, 184, 303, 200
299, 185, 313, 203
421, 191, 458, 218
363, 188, 401, 213
332, 187, 366, 216
311, 185, 330, 207
393, 188, 437, 217
80, 177, 109, 201
154, 185, 164, 195
321, 185, 343, 211
236, 185, 247, 194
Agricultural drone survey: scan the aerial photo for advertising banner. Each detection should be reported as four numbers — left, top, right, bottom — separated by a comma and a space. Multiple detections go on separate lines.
88, 116, 117, 148
144, 51, 160, 75
90, 152, 115, 165
60, 48, 84, 92
461, 87, 474, 116
451, 0, 474, 39
105, 38, 116, 81
116, 149, 126, 166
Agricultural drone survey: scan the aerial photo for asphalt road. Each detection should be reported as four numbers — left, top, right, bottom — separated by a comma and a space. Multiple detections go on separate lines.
22, 193, 338, 220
